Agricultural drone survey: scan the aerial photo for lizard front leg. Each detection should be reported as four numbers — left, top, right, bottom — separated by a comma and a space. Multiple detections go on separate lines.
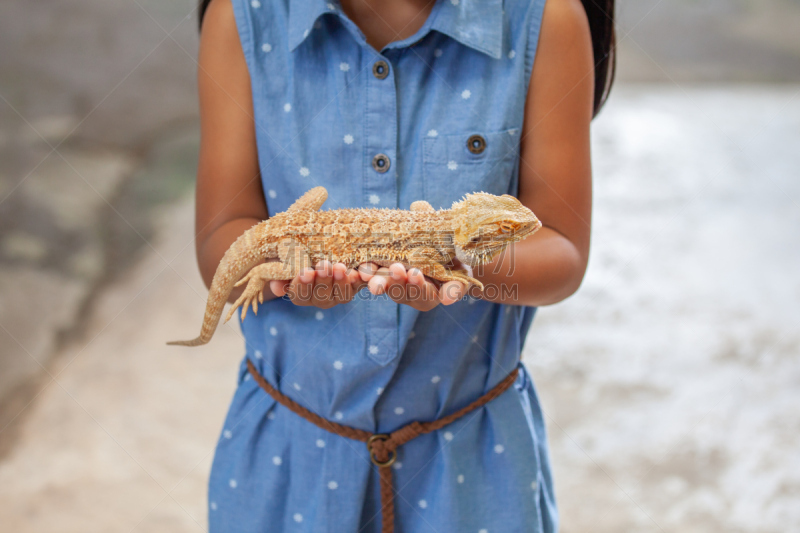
407, 247, 484, 291
414, 262, 484, 292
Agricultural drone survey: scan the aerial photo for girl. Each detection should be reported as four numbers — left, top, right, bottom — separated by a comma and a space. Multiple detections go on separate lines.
195, 0, 614, 531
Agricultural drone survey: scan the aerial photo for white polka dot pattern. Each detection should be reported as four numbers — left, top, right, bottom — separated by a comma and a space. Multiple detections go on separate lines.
215, 0, 555, 526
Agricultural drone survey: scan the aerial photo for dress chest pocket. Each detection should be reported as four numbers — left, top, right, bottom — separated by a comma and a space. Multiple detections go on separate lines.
423, 129, 519, 209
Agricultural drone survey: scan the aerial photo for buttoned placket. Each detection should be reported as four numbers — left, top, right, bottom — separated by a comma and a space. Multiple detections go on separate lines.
363, 49, 400, 365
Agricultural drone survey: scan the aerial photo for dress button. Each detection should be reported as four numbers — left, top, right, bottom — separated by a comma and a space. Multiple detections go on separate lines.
372, 154, 390, 173
467, 134, 486, 154
372, 60, 390, 79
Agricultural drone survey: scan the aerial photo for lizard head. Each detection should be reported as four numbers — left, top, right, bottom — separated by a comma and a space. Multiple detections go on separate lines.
449, 192, 542, 266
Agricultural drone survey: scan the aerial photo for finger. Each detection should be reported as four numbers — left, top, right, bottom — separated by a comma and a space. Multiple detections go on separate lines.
331, 263, 352, 303
406, 268, 440, 310
358, 262, 378, 282
388, 263, 407, 282
345, 266, 361, 285
369, 267, 390, 295
405, 268, 431, 307
332, 262, 347, 282
314, 261, 334, 307
344, 265, 364, 291
316, 260, 334, 279
289, 268, 316, 305
269, 280, 289, 297
384, 263, 409, 302
439, 281, 465, 306
407, 267, 425, 284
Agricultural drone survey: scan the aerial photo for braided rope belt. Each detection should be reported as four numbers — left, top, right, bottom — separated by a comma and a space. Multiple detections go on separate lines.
246, 359, 518, 533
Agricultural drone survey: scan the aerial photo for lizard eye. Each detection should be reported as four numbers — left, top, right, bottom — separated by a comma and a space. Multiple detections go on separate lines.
499, 222, 514, 234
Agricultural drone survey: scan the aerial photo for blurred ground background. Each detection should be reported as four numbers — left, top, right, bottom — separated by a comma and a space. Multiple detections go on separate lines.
1, 0, 799, 531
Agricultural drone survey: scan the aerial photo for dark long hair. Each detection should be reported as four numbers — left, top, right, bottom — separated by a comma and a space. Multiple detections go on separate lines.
198, 0, 615, 116
580, 0, 616, 116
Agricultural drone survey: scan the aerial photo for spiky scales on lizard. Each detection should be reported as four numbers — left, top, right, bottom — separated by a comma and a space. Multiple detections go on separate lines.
168, 186, 541, 347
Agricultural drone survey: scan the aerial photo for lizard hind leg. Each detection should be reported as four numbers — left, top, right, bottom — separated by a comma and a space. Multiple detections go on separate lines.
225, 262, 296, 323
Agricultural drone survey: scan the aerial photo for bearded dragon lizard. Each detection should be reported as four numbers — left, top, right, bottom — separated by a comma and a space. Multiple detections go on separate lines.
168, 186, 540, 346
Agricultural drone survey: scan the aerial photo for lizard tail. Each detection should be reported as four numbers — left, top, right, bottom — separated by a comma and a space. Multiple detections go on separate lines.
167, 221, 268, 347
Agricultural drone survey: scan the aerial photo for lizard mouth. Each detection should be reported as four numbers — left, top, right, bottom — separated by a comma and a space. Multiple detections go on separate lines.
455, 223, 540, 266
455, 242, 505, 266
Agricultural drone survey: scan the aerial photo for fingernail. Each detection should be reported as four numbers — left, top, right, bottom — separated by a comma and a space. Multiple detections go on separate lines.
371, 278, 386, 295
333, 269, 344, 281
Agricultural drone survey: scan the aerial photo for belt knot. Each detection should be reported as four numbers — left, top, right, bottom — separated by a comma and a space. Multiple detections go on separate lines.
367, 434, 397, 467
366, 421, 425, 467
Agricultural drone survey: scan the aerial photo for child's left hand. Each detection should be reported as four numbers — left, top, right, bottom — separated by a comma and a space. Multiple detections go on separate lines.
360, 262, 467, 310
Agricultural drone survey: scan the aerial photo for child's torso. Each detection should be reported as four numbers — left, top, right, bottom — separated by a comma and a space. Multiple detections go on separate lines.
235, 0, 541, 428
210, 2, 558, 532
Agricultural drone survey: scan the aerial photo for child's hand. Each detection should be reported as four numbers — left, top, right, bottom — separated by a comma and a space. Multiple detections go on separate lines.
361, 262, 465, 311
269, 261, 365, 309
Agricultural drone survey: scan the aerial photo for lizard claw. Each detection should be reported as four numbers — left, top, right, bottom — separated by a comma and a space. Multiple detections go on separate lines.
225, 275, 266, 323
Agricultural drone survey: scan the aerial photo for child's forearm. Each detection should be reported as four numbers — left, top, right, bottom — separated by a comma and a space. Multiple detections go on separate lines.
197, 217, 282, 304
473, 226, 588, 307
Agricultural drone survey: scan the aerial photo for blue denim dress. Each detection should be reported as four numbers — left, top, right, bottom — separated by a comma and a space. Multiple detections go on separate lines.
209, 0, 557, 531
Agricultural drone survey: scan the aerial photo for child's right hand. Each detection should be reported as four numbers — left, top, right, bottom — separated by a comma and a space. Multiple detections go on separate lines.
269, 260, 367, 309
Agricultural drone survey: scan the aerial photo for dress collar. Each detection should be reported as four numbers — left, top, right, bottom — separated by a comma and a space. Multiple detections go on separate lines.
429, 0, 504, 59
287, 0, 333, 52
288, 0, 504, 60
